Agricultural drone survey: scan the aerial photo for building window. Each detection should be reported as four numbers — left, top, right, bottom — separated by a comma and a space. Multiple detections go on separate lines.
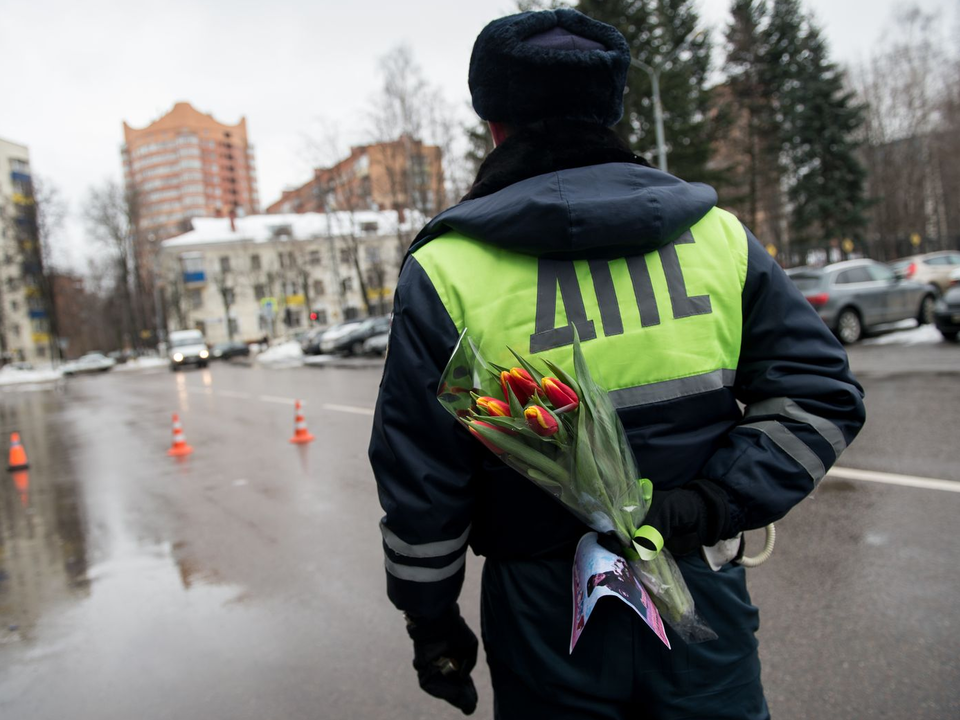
228, 318, 239, 336
223, 288, 235, 305
339, 248, 352, 264
365, 246, 381, 264
361, 221, 378, 235
219, 256, 231, 273
189, 289, 203, 309
312, 279, 325, 296
341, 277, 353, 293
309, 249, 322, 266
254, 284, 266, 301
10, 300, 18, 312
250, 254, 261, 271
343, 306, 360, 321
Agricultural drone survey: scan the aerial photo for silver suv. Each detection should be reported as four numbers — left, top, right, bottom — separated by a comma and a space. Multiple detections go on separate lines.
788, 259, 937, 344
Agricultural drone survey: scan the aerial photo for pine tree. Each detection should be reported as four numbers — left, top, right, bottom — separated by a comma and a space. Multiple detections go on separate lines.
780, 18, 867, 250
576, 0, 717, 182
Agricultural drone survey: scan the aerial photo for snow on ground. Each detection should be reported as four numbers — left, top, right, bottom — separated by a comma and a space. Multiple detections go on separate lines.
255, 341, 304, 369
114, 357, 168, 372
0, 366, 64, 387
862, 322, 945, 346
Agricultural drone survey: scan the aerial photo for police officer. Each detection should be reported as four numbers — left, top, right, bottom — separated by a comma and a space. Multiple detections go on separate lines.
369, 8, 865, 719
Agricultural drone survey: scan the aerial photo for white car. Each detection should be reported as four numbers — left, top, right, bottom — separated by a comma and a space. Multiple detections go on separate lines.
168, 329, 210, 371
63, 352, 117, 375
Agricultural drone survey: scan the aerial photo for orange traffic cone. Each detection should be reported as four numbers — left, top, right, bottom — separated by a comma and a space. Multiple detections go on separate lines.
167, 413, 194, 457
8, 432, 29, 470
289, 400, 315, 444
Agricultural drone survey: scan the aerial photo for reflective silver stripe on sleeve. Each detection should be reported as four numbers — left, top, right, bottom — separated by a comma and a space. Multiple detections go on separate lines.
384, 553, 466, 583
609, 369, 736, 409
740, 420, 826, 485
380, 521, 471, 559
745, 397, 847, 459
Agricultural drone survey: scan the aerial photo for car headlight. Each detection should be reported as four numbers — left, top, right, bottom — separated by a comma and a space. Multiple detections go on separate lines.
173, 353, 184, 362
199, 349, 209, 358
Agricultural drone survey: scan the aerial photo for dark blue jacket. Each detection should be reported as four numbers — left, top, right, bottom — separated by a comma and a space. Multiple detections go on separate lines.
369, 140, 865, 620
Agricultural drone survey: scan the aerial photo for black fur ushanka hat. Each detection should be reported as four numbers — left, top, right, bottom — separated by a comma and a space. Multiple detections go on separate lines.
468, 8, 630, 127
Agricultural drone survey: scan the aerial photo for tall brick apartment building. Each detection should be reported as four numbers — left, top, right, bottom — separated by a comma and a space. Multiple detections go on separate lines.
122, 102, 260, 242
267, 136, 443, 218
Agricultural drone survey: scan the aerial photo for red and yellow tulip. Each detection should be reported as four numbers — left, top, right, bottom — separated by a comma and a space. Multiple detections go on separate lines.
524, 405, 560, 437
542, 377, 579, 412
477, 396, 511, 417
501, 367, 539, 406
468, 420, 510, 455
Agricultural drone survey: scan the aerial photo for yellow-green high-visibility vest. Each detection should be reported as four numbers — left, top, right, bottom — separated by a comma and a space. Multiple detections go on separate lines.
411, 206, 749, 407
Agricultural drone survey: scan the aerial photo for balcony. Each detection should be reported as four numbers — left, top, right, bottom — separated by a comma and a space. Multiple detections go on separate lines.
183, 270, 206, 285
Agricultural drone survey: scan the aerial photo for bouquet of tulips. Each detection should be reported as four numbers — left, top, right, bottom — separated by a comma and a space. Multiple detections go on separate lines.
437, 331, 715, 644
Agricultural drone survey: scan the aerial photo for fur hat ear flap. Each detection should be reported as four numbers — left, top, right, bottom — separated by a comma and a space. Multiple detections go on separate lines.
469, 8, 631, 127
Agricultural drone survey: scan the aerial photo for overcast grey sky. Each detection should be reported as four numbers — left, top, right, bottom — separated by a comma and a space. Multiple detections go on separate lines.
1, 0, 956, 269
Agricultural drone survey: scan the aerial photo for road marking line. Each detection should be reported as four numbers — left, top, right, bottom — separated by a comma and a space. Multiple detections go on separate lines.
258, 395, 295, 405
218, 390, 252, 399
322, 403, 375, 416
827, 466, 960, 493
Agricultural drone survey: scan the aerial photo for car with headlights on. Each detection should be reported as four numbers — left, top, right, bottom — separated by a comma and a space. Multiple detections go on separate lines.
167, 329, 210, 370
788, 259, 937, 344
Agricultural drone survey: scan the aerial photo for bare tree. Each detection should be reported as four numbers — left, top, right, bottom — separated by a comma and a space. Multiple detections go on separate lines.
31, 176, 67, 361
369, 45, 457, 259
84, 180, 144, 347
854, 5, 956, 259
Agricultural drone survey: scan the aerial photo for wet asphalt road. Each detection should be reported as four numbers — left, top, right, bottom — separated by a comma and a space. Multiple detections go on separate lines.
1, 337, 958, 720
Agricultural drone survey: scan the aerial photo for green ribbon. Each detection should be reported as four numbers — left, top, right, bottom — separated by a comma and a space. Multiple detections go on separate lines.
632, 525, 664, 561
638, 477, 653, 502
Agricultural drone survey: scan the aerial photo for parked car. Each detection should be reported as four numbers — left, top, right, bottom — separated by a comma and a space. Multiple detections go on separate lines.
63, 352, 117, 375
211, 340, 250, 360
788, 259, 937, 344
300, 326, 331, 356
311, 320, 364, 355
933, 267, 960, 341
362, 332, 390, 356
167, 329, 210, 370
323, 316, 392, 355
889, 251, 960, 295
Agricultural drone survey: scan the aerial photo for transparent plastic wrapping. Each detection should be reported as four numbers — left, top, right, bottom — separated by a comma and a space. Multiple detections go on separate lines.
437, 331, 716, 644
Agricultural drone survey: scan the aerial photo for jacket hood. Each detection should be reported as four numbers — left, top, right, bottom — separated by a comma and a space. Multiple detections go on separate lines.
409, 163, 718, 260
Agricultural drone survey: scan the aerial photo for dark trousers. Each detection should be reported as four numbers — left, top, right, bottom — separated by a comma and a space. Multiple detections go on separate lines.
481, 552, 770, 720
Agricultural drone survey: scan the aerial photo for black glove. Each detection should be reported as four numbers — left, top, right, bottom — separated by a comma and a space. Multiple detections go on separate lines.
641, 479, 735, 556
405, 604, 479, 715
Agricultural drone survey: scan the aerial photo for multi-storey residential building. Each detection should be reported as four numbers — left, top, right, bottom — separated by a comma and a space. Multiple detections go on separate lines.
266, 136, 443, 218
122, 102, 260, 242
158, 211, 417, 344
0, 137, 51, 365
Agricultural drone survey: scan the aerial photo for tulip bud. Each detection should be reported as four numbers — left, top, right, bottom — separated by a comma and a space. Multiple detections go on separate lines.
542, 377, 579, 412
501, 368, 539, 406
477, 396, 511, 417
468, 420, 509, 455
524, 405, 560, 437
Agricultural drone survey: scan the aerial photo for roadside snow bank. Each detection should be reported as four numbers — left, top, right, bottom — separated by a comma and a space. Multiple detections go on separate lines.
862, 323, 944, 346
115, 357, 168, 372
0, 366, 64, 387
255, 341, 304, 368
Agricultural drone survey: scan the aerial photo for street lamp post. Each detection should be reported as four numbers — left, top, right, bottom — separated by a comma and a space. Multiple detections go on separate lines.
629, 58, 668, 173
629, 31, 705, 175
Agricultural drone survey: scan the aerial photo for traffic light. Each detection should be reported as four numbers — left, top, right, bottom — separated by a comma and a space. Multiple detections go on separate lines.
310, 311, 318, 322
